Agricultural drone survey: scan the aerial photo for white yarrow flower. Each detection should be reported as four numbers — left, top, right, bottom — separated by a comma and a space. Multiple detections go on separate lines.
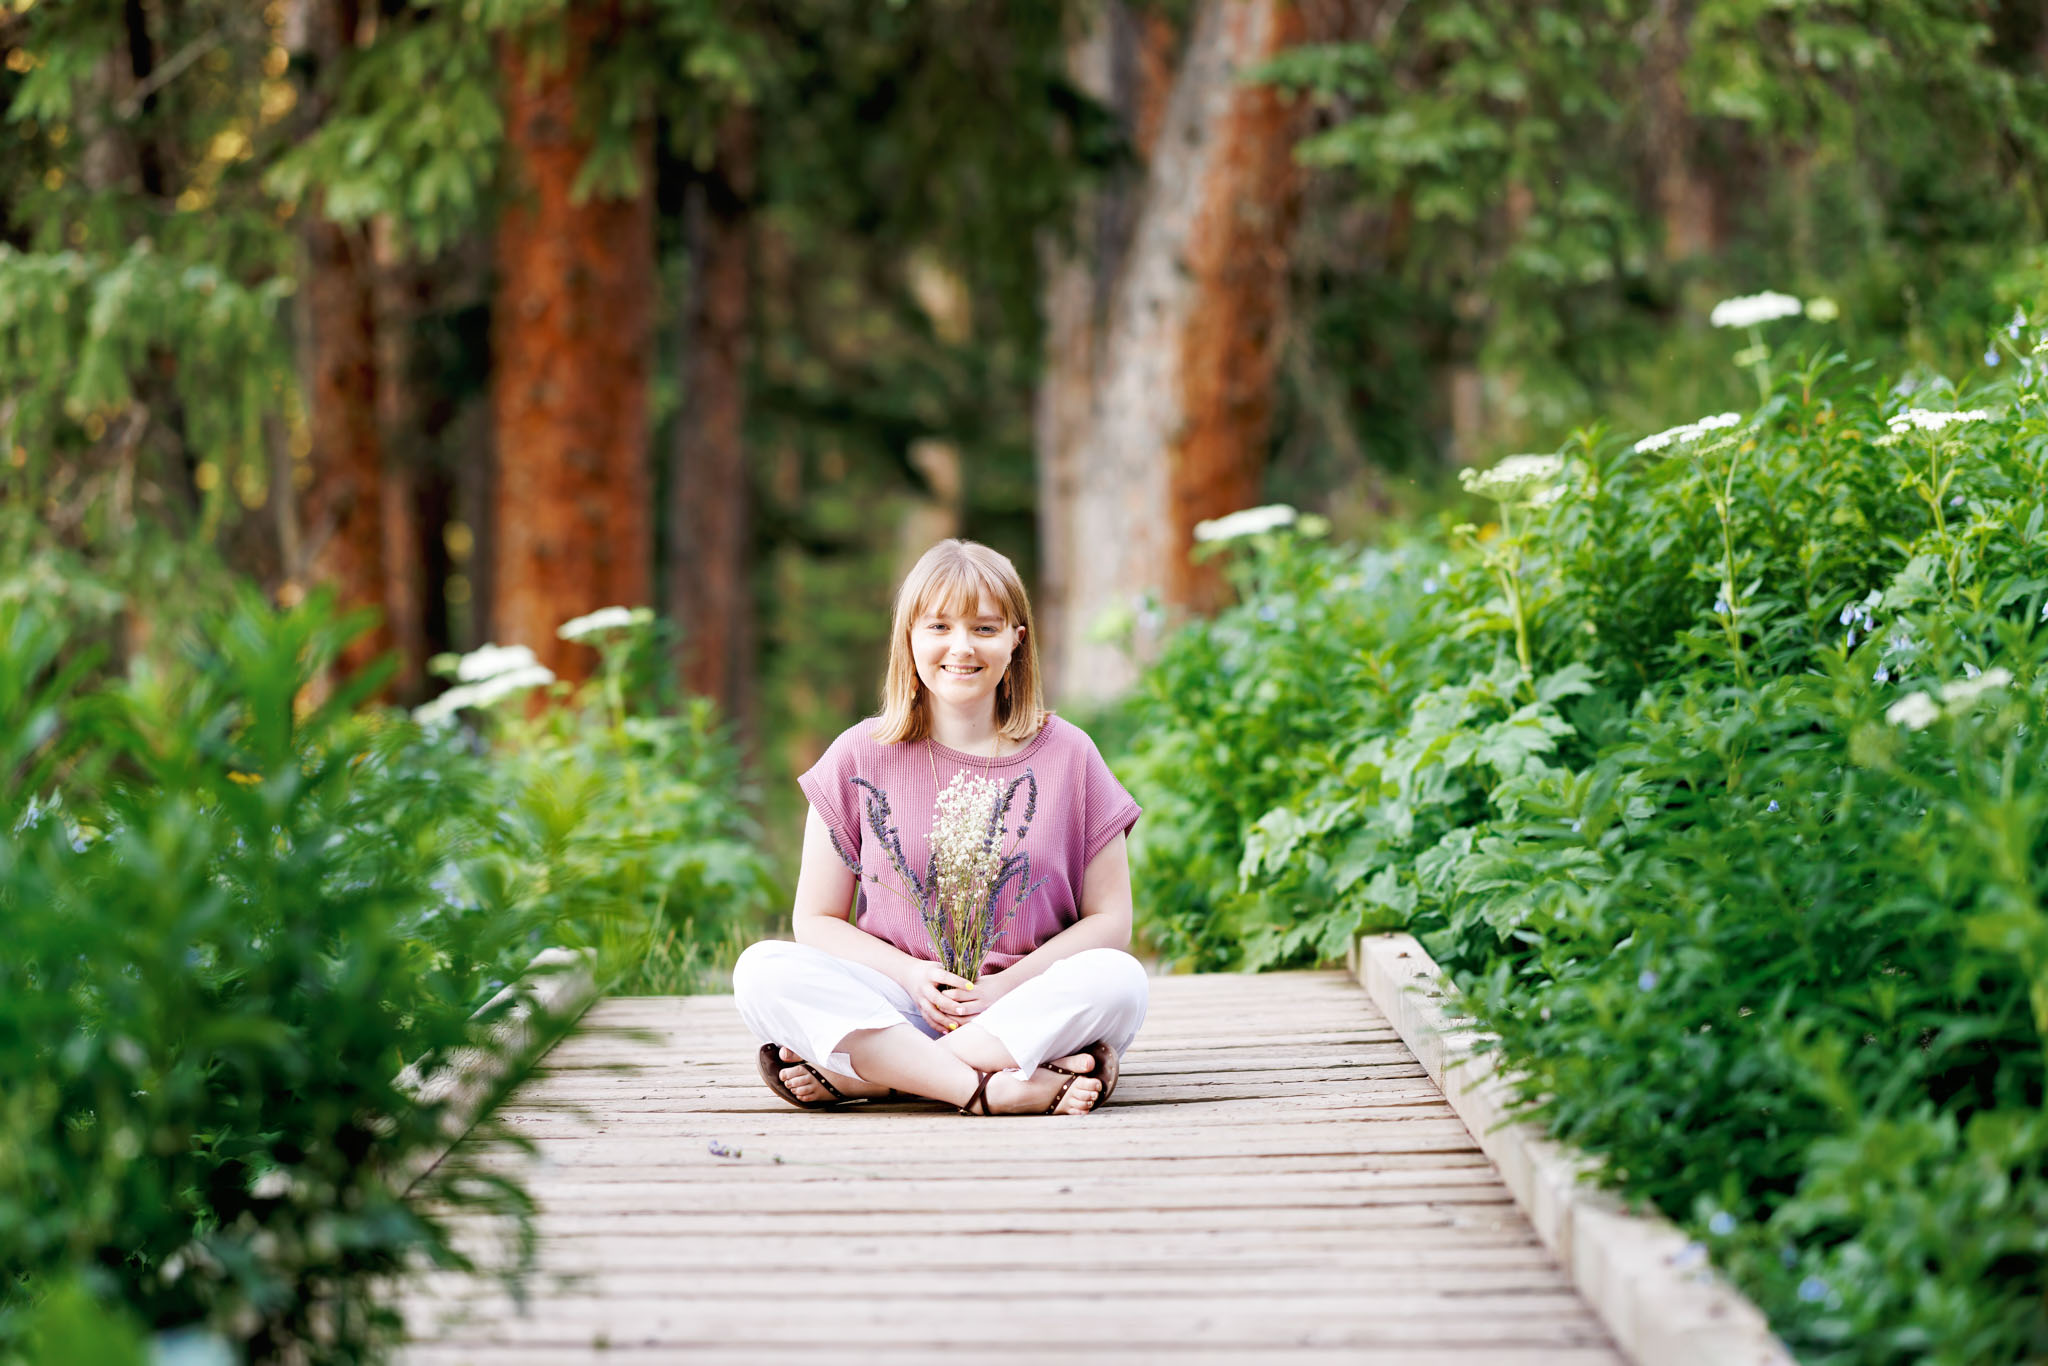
1885, 408, 1994, 434
1938, 666, 2012, 710
454, 642, 539, 683
412, 663, 557, 726
1458, 454, 1565, 504
559, 605, 654, 642
1886, 692, 1941, 731
471, 664, 555, 706
1634, 412, 1742, 454
1710, 292, 1805, 329
1194, 504, 1298, 542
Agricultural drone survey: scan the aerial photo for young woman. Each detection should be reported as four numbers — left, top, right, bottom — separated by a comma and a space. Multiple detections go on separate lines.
732, 539, 1148, 1116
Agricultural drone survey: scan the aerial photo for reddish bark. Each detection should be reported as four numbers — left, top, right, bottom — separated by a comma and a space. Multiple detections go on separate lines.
1165, 0, 1310, 616
490, 4, 656, 686
668, 108, 756, 727
301, 213, 390, 677
288, 0, 390, 682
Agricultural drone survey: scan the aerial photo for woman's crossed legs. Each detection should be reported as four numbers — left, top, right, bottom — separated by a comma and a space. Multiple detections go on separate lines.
732, 940, 1148, 1115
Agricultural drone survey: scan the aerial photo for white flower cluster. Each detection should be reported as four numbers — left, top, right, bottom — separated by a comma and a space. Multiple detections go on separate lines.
1886, 667, 2014, 731
930, 771, 1006, 935
1710, 292, 1805, 329
1885, 408, 1994, 435
414, 642, 556, 726
559, 605, 654, 642
1194, 504, 1296, 542
1457, 453, 1565, 505
1634, 411, 1742, 454
455, 642, 537, 681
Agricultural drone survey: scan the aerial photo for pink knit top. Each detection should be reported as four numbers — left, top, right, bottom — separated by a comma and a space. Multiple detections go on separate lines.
798, 714, 1141, 972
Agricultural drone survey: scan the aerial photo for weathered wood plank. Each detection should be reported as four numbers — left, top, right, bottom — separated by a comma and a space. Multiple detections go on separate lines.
403, 1348, 1621, 1366
398, 973, 1620, 1363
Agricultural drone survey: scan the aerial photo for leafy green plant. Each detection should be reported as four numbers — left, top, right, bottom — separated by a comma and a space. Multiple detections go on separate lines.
0, 588, 546, 1364
1117, 291, 2048, 1359
411, 609, 777, 996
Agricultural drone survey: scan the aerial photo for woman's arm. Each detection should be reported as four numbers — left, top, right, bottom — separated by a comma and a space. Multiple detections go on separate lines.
949, 832, 1134, 1014
788, 806, 973, 1027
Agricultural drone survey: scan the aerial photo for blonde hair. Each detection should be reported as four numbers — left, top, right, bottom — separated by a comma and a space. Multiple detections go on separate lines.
872, 539, 1048, 745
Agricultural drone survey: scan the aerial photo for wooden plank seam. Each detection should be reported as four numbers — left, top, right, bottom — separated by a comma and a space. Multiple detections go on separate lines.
1354, 932, 1795, 1366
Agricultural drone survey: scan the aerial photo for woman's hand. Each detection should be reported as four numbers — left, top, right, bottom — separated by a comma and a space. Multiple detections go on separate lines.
943, 968, 1017, 1021
898, 959, 977, 1032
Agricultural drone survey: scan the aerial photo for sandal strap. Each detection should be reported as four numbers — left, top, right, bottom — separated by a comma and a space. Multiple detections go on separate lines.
959, 1069, 994, 1116
795, 1059, 846, 1103
1043, 1072, 1079, 1115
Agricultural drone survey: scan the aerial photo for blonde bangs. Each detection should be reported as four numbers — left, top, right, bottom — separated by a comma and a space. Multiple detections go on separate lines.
871, 539, 1048, 746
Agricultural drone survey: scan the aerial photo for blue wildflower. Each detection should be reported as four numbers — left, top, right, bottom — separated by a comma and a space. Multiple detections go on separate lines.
1874, 665, 1890, 683
1638, 969, 1659, 992
1798, 1277, 1829, 1304
1709, 1211, 1737, 1237
709, 1140, 741, 1159
1767, 800, 1779, 813
1571, 819, 1583, 833
1985, 347, 2000, 367
1671, 1241, 1708, 1270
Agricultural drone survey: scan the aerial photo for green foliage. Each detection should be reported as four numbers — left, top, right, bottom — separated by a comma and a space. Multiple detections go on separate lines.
1118, 294, 2048, 1359
1259, 0, 2048, 476
426, 617, 779, 996
0, 588, 544, 1363
0, 558, 773, 1358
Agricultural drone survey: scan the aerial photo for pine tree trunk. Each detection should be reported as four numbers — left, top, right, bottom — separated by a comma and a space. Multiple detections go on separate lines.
1045, 0, 1314, 705
1036, 2, 1177, 698
1644, 0, 1716, 262
374, 219, 442, 703
491, 2, 655, 685
289, 0, 390, 681
667, 108, 755, 727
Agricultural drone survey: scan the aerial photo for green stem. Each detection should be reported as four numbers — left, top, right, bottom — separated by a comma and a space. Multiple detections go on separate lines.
1714, 450, 1752, 688
1746, 324, 1772, 402
604, 652, 642, 809
1499, 503, 1535, 694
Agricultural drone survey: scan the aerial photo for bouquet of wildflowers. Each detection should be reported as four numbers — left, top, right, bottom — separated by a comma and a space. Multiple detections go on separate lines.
836, 770, 1047, 982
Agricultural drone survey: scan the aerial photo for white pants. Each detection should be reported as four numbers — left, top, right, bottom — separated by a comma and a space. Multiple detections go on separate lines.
732, 940, 1149, 1082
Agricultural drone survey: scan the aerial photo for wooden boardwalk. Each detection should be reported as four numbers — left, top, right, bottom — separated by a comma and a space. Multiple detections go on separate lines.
402, 970, 1621, 1365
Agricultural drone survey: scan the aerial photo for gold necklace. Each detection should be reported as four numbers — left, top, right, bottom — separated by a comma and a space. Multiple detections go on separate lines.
927, 732, 1001, 794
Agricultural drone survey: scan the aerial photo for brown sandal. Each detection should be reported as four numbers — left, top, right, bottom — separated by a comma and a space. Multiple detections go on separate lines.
959, 1069, 996, 1115
1042, 1042, 1118, 1111
758, 1042, 848, 1110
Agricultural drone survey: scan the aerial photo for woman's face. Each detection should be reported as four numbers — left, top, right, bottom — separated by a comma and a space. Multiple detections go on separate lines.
911, 592, 1023, 711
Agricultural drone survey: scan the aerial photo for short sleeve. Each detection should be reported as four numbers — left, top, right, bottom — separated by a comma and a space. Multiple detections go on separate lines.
1080, 731, 1142, 868
797, 726, 866, 870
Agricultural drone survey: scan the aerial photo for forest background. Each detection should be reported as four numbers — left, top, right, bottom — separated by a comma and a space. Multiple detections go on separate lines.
6, 0, 2046, 883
